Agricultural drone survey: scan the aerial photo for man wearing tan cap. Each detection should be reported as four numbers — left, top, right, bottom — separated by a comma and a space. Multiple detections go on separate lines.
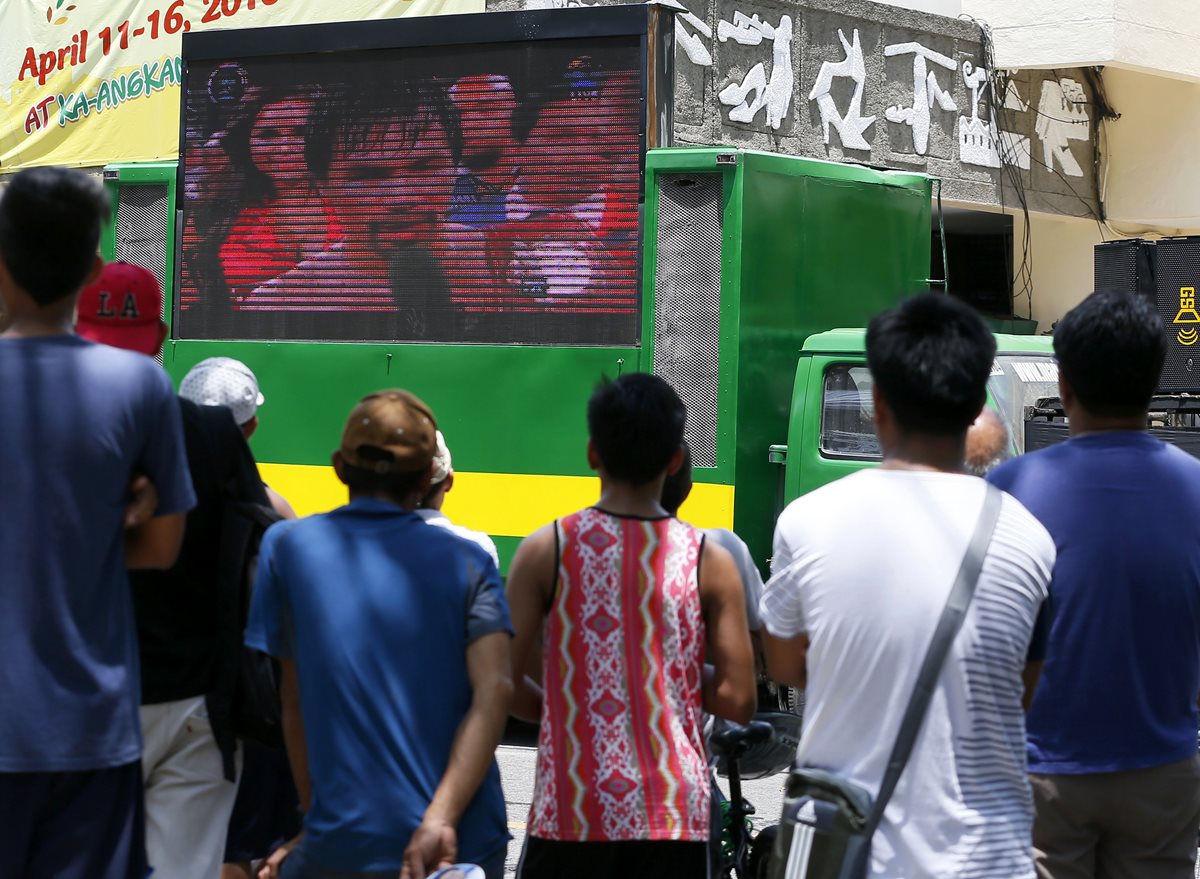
247, 390, 512, 879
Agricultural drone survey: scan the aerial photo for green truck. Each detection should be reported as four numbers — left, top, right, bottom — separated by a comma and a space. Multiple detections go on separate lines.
87, 4, 1062, 581
101, 143, 1058, 578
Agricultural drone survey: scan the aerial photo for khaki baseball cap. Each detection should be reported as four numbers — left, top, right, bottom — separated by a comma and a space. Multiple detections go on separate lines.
339, 389, 437, 474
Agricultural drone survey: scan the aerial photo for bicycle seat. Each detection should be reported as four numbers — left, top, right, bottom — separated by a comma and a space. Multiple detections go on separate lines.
710, 720, 773, 756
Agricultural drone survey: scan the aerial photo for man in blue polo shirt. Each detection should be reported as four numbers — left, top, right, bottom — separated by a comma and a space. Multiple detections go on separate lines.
0, 167, 195, 879
248, 389, 512, 879
989, 289, 1200, 879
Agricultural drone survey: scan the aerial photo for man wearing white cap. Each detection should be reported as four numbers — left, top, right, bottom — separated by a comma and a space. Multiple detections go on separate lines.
180, 357, 296, 520
418, 431, 500, 568
179, 357, 304, 879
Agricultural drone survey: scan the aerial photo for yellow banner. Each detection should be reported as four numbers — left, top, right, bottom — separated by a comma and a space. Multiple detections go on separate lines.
0, 0, 482, 172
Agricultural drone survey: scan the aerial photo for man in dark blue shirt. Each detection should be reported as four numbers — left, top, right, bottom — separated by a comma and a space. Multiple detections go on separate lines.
989, 289, 1200, 879
0, 168, 195, 879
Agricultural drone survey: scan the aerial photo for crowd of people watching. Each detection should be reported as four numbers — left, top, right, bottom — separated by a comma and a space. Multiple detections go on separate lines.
2, 164, 1199, 879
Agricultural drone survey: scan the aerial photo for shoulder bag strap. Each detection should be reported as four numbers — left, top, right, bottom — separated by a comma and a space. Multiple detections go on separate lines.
864, 483, 1004, 836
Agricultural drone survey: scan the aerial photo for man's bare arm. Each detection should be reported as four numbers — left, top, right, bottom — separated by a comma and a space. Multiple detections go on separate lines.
266, 485, 297, 520
125, 512, 186, 570
278, 659, 311, 812
402, 631, 513, 879
124, 475, 158, 529
762, 631, 810, 689
506, 525, 556, 723
700, 541, 756, 724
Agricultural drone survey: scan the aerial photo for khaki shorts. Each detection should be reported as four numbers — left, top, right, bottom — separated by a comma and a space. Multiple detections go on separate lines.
1031, 754, 1200, 879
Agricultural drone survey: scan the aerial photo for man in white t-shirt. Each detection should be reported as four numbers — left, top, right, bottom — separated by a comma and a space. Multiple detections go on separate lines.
760, 293, 1056, 879
418, 430, 500, 567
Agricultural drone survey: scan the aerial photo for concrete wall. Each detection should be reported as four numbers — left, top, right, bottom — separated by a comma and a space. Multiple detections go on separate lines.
874, 0, 961, 18
962, 0, 1200, 83
1101, 67, 1200, 232
1020, 210, 1102, 330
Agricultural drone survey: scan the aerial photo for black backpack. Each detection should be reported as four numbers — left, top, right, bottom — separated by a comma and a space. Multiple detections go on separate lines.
209, 494, 286, 776
229, 499, 287, 749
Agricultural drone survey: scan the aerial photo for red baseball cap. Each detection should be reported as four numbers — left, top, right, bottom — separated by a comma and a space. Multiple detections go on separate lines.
76, 262, 163, 355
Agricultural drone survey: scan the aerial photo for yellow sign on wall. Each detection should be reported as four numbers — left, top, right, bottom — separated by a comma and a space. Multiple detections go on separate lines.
0, 0, 483, 172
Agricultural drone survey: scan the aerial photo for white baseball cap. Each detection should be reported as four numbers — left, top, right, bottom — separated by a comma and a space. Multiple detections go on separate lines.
179, 357, 264, 426
431, 430, 453, 485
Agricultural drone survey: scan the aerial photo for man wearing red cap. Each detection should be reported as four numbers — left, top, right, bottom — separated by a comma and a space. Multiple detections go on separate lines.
0, 167, 195, 879
77, 260, 278, 879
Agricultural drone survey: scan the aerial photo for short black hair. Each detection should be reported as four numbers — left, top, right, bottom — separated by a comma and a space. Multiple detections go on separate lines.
1054, 289, 1165, 418
338, 460, 427, 502
306, 70, 462, 180
866, 293, 997, 435
587, 373, 686, 484
0, 167, 110, 306
660, 440, 693, 516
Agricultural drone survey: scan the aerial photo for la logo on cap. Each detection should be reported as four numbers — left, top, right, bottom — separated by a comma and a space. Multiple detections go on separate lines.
95, 290, 141, 320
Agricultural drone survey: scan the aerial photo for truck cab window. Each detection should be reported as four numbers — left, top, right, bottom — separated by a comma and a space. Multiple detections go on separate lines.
988, 356, 1060, 455
820, 364, 881, 459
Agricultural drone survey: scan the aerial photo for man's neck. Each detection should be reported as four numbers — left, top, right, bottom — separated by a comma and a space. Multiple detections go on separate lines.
595, 480, 669, 519
1, 301, 76, 339
879, 433, 968, 474
349, 490, 420, 511
1067, 410, 1146, 437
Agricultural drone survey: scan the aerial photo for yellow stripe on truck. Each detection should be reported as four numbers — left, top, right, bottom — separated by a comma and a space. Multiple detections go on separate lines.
258, 463, 735, 537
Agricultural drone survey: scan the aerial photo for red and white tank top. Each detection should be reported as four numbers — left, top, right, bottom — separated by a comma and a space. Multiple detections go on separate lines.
528, 507, 710, 842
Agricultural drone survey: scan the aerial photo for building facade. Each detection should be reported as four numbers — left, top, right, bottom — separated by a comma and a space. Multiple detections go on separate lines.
495, 0, 1196, 330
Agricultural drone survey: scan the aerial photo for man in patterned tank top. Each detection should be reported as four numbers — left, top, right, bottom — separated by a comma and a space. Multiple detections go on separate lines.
506, 372, 756, 879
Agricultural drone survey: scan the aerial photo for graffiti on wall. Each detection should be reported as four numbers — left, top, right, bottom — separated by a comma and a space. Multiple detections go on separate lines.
517, 0, 1097, 212
715, 12, 793, 129
809, 28, 874, 150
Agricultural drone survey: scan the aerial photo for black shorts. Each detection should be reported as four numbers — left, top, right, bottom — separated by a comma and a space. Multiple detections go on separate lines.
516, 837, 709, 879
0, 761, 147, 879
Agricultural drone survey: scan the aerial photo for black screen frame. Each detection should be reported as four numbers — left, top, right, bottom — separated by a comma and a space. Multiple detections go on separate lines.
175, 4, 675, 346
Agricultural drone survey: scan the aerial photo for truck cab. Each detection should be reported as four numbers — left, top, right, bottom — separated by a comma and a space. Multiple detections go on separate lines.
776, 330, 1058, 510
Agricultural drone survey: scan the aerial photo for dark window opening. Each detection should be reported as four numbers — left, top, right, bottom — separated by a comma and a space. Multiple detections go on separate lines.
931, 208, 1014, 319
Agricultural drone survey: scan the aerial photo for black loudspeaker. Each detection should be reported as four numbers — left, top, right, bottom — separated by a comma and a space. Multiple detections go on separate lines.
1094, 238, 1200, 394
1094, 239, 1156, 299
1154, 238, 1200, 393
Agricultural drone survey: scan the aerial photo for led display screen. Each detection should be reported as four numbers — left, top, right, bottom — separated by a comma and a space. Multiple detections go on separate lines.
177, 36, 643, 344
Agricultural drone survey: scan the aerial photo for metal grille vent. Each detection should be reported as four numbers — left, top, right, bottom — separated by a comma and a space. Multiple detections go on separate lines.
1094, 240, 1143, 298
652, 173, 722, 468
114, 184, 169, 301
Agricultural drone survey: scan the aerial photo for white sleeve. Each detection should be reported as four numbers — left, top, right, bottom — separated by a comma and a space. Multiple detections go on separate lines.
706, 528, 766, 632
759, 512, 809, 639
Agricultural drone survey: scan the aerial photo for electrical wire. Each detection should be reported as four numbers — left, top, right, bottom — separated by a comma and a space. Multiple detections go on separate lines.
937, 178, 948, 294
969, 18, 1036, 320
965, 18, 1116, 319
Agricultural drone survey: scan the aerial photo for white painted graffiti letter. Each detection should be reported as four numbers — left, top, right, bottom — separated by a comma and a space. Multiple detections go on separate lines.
717, 12, 794, 130
883, 41, 958, 155
808, 28, 876, 151
958, 61, 1000, 167
998, 79, 1033, 170
1035, 78, 1090, 177
676, 9, 714, 67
